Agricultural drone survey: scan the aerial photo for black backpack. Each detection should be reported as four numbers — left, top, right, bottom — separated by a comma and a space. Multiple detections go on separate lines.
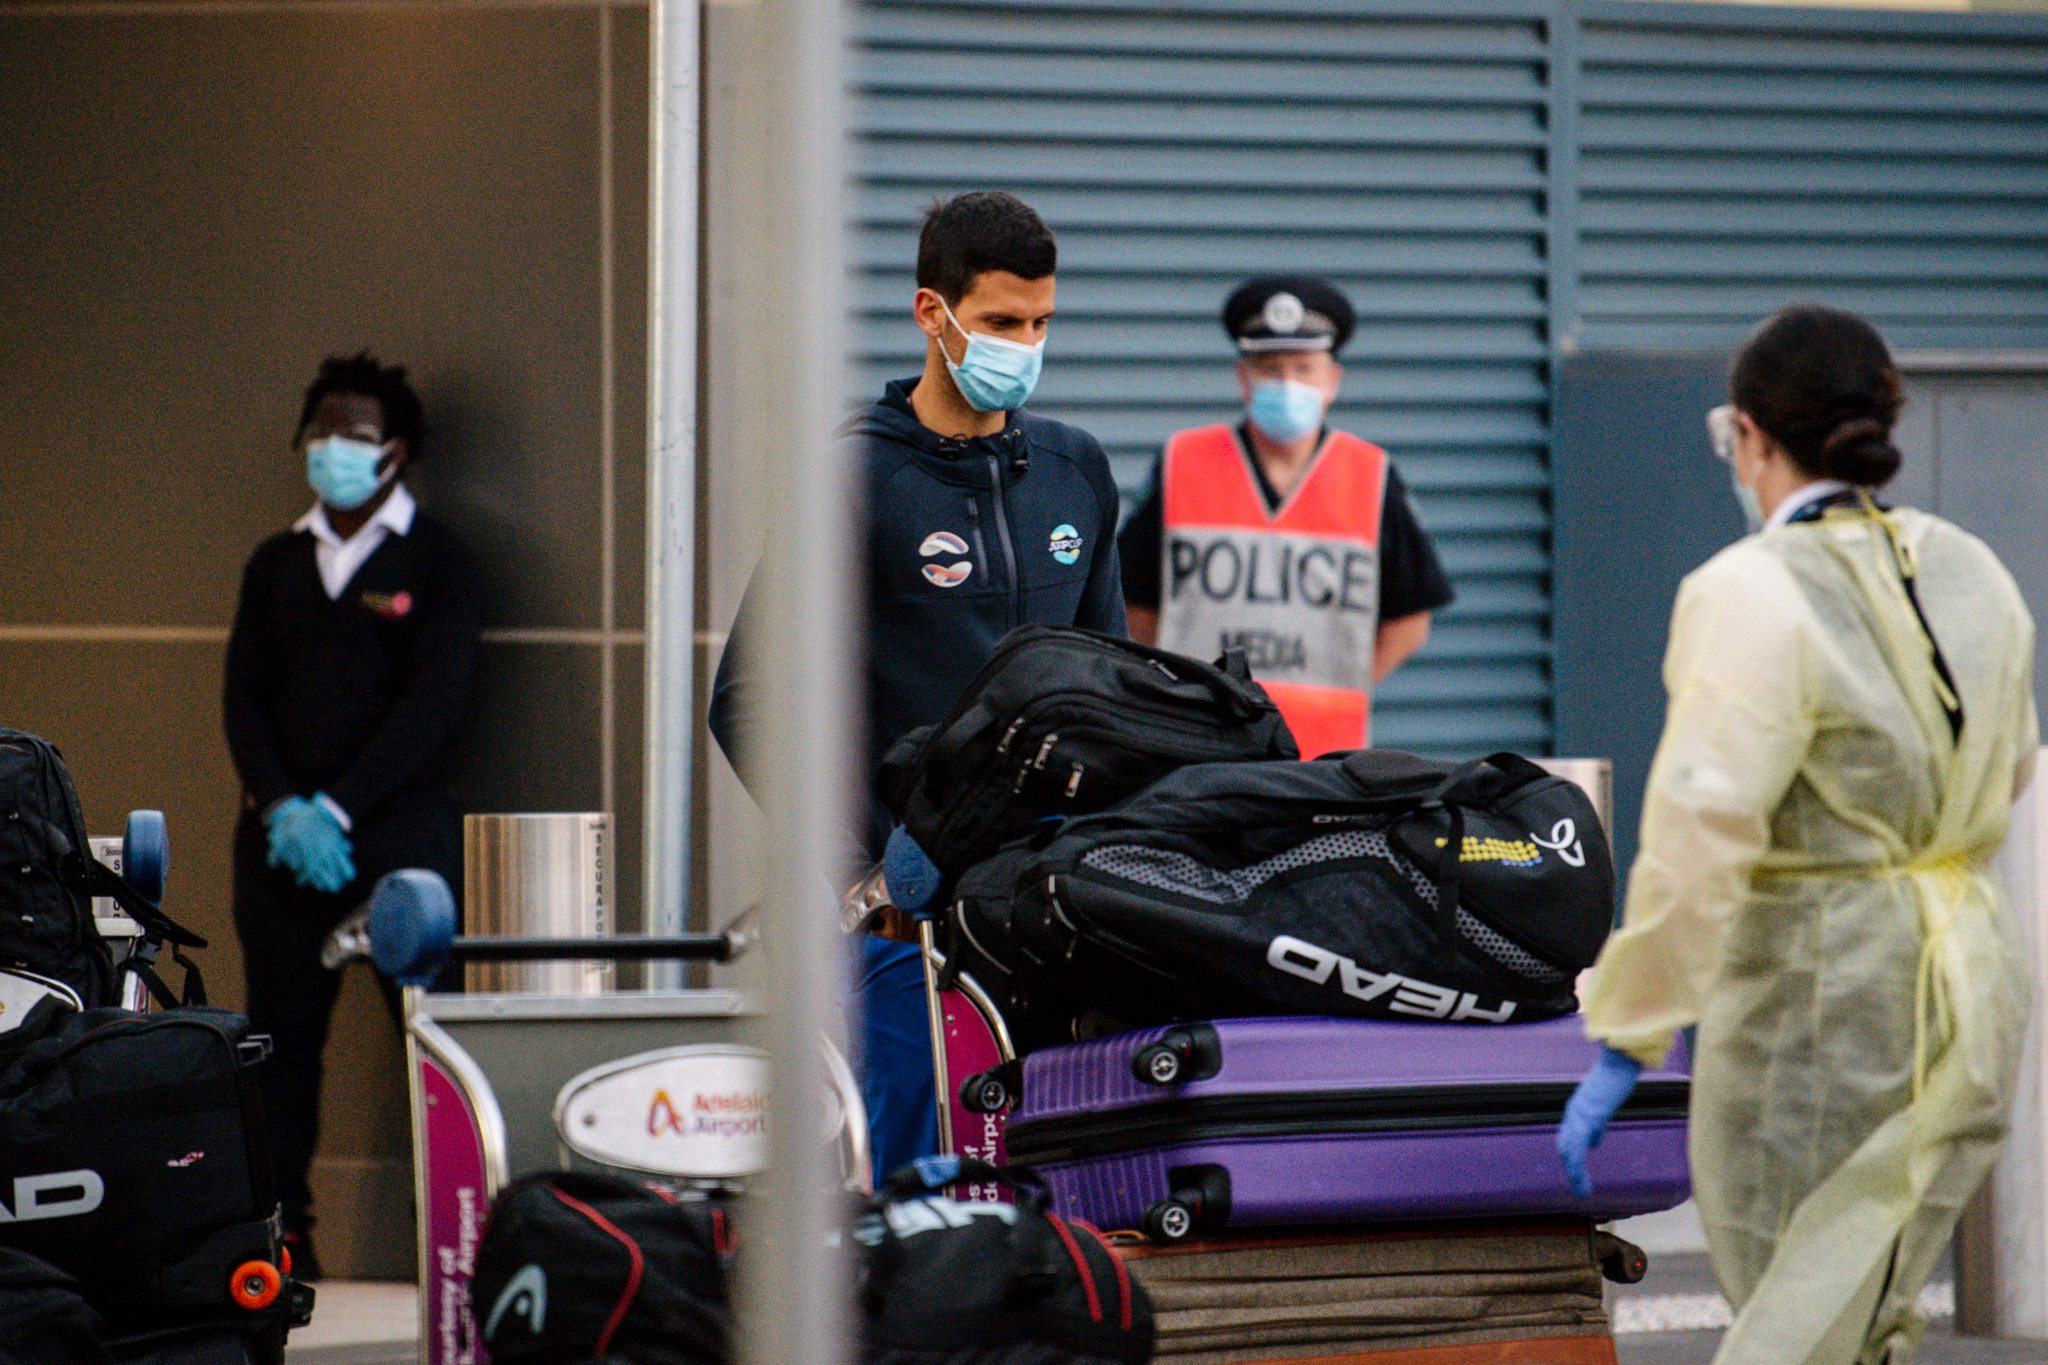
859, 1157, 1153, 1365
470, 1171, 733, 1365
878, 627, 1296, 877
0, 1002, 286, 1333
949, 751, 1613, 1040
0, 727, 208, 1011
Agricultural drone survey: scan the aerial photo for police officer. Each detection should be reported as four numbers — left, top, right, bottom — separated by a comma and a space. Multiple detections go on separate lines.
222, 352, 481, 1278
1119, 276, 1452, 756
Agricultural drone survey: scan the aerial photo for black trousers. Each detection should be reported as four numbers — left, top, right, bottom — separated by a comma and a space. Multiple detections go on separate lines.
231, 787, 461, 1231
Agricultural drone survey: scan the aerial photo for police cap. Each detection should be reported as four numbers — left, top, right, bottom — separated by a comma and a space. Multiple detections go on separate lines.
1223, 276, 1355, 355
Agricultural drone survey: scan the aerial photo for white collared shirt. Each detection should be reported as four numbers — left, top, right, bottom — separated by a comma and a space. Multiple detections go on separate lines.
1765, 479, 1851, 533
294, 483, 417, 600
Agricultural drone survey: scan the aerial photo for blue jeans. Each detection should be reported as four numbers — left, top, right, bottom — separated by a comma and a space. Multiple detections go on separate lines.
856, 936, 939, 1185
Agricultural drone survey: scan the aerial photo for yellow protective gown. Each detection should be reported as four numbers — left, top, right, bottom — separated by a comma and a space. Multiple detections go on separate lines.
1581, 503, 2037, 1365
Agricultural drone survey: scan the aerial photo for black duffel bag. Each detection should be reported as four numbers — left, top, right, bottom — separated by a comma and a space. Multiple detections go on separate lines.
878, 626, 1296, 877
859, 1157, 1154, 1365
0, 1002, 287, 1337
471, 1171, 733, 1365
948, 750, 1613, 1040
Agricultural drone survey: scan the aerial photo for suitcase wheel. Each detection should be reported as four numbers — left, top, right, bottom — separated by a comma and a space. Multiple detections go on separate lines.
1594, 1232, 1648, 1284
1141, 1196, 1197, 1245
1130, 1026, 1222, 1087
230, 1260, 282, 1311
959, 1067, 1016, 1115
1133, 1041, 1186, 1086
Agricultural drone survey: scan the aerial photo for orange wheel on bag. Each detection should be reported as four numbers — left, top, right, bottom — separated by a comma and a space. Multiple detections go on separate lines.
230, 1259, 282, 1310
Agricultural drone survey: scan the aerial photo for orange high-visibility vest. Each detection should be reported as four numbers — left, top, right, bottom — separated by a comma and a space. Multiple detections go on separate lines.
1159, 424, 1386, 758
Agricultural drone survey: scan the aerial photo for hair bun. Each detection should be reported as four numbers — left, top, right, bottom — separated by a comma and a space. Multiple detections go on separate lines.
1818, 416, 1901, 487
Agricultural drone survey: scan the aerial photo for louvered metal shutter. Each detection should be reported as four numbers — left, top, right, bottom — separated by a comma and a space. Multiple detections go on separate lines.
849, 0, 1562, 757
847, 0, 2048, 761
1573, 2, 2048, 355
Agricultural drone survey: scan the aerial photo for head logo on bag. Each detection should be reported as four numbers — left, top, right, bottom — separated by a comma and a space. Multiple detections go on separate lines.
1266, 935, 1517, 1024
486, 1263, 548, 1339
1531, 818, 1587, 868
0, 1170, 104, 1224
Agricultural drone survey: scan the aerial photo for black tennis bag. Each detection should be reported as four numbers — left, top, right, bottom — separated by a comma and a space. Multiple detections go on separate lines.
0, 727, 120, 1008
0, 727, 209, 1011
878, 626, 1297, 876
858, 1157, 1154, 1365
0, 1003, 285, 1333
948, 751, 1614, 1040
471, 1171, 733, 1365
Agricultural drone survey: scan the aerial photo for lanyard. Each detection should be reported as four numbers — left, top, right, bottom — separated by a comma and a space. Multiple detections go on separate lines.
1787, 490, 1965, 741
1855, 492, 1966, 742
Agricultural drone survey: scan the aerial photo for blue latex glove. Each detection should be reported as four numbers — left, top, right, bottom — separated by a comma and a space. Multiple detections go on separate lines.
881, 826, 943, 919
1556, 1045, 1643, 1198
266, 795, 356, 895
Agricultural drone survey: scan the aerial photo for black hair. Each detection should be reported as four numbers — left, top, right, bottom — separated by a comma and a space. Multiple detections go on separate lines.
916, 192, 1057, 305
1730, 304, 1903, 488
296, 350, 427, 460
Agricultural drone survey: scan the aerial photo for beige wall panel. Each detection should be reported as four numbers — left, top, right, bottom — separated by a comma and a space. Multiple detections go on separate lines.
613, 642, 648, 935
612, 4, 652, 635
0, 640, 246, 1002
0, 7, 611, 634
0, 2, 653, 1280
456, 641, 607, 818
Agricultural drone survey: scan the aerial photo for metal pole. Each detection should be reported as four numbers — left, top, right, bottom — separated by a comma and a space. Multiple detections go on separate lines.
644, 0, 700, 983
731, 0, 853, 1352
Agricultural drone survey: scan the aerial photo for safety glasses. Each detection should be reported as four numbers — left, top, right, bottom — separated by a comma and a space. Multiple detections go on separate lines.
1705, 405, 1738, 464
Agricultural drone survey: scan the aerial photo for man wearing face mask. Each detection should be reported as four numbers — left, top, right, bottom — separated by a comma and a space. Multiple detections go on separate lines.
222, 351, 481, 1277
1118, 276, 1452, 757
708, 191, 1126, 1180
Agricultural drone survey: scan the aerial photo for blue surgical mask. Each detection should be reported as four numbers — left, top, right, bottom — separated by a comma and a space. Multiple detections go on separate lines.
1247, 379, 1325, 445
306, 434, 394, 511
1731, 466, 1765, 534
939, 299, 1044, 413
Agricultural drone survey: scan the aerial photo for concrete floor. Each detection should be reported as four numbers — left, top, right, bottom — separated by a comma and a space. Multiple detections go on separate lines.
1612, 1252, 2048, 1365
283, 1283, 415, 1365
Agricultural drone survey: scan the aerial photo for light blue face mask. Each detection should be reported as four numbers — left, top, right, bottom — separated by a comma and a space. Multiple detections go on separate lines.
1247, 379, 1326, 445
1707, 404, 1764, 533
1731, 468, 1765, 534
306, 434, 394, 511
939, 299, 1044, 413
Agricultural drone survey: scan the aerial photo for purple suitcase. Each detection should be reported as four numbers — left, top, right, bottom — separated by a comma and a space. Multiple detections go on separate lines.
1003, 1015, 1689, 1243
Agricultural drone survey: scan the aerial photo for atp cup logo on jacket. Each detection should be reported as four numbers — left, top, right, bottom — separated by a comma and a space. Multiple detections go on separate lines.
1049, 524, 1083, 566
919, 531, 973, 588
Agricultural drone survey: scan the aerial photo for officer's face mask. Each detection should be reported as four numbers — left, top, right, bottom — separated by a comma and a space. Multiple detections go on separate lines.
938, 298, 1044, 413
305, 434, 396, 512
1247, 379, 1326, 446
1707, 404, 1764, 533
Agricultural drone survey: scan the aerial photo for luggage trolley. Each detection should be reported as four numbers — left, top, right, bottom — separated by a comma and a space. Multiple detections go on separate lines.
325, 873, 868, 1365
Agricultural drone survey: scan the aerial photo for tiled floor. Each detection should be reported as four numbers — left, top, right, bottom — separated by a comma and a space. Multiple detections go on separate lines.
285, 1282, 417, 1365
1612, 1252, 2048, 1365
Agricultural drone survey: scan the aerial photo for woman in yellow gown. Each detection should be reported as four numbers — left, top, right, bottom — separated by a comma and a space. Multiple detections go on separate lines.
1556, 304, 2037, 1365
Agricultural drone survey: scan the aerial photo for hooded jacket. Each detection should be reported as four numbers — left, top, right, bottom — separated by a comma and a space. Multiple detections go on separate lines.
709, 378, 1127, 854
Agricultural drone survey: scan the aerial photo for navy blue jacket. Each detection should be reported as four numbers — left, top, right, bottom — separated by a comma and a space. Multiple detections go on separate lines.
708, 378, 1127, 854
